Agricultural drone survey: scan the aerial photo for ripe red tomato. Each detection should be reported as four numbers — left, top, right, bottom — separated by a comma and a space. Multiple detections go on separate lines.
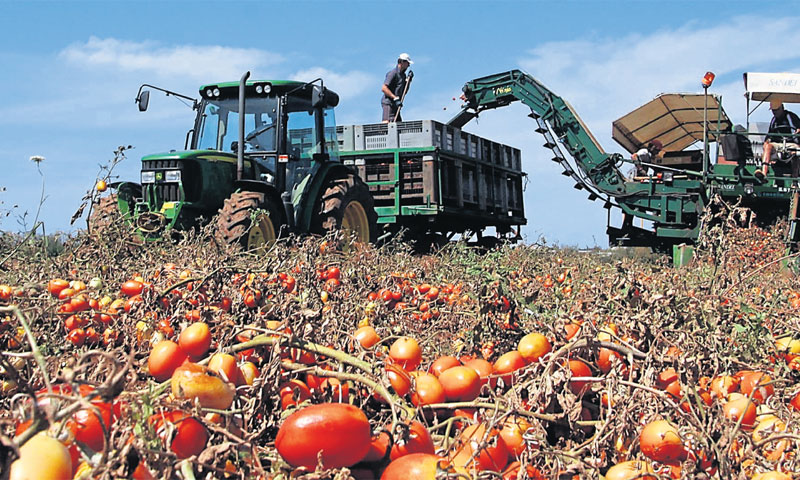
567, 359, 592, 395
73, 402, 114, 452
275, 403, 371, 470
279, 379, 312, 409
390, 421, 435, 460
120, 280, 144, 297
47, 278, 70, 297
149, 411, 208, 459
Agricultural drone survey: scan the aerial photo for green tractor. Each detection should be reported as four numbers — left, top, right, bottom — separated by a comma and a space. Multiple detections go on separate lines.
104, 72, 377, 249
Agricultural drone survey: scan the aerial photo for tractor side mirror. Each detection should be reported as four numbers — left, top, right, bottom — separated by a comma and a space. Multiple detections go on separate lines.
311, 85, 325, 108
137, 90, 150, 112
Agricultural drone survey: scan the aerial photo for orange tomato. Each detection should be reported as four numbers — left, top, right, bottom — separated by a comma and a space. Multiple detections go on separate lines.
354, 326, 380, 349
639, 420, 685, 464
410, 372, 445, 407
439, 366, 481, 402
464, 358, 496, 389
493, 351, 526, 387
389, 337, 422, 371
171, 362, 235, 409
178, 322, 211, 359
736, 370, 774, 404
148, 340, 188, 382
723, 394, 757, 428
381, 453, 450, 480
517, 332, 551, 364
499, 416, 532, 458
451, 423, 509, 472
47, 278, 70, 297
9, 432, 73, 480
208, 353, 241, 385
386, 364, 412, 398
430, 355, 461, 377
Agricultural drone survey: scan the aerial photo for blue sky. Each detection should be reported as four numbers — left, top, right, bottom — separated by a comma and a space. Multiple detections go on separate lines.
1, 0, 798, 247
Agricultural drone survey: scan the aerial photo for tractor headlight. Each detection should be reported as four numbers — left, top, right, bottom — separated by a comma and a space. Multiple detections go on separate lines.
141, 171, 156, 184
213, 88, 220, 97
164, 170, 181, 182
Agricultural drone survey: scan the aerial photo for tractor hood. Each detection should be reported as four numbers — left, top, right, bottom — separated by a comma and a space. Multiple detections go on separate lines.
142, 150, 239, 163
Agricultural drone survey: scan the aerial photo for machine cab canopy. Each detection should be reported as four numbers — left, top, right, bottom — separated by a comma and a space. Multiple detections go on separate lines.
744, 72, 800, 104
612, 93, 731, 154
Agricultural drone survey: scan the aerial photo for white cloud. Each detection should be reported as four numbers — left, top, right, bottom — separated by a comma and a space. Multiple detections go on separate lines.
290, 67, 376, 101
60, 36, 284, 81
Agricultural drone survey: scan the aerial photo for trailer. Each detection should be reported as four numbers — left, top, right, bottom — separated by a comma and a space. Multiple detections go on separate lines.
337, 120, 526, 246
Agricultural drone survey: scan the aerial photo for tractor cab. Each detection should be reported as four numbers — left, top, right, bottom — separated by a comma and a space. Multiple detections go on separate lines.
193, 79, 341, 189
113, 74, 377, 249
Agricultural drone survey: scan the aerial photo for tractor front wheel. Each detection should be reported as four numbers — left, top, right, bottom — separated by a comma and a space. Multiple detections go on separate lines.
312, 174, 378, 244
217, 192, 284, 251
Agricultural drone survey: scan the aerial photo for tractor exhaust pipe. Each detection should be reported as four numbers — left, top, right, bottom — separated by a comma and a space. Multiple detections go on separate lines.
237, 71, 251, 181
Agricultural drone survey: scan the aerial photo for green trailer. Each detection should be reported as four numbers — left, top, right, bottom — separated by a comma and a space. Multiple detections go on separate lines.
337, 120, 526, 246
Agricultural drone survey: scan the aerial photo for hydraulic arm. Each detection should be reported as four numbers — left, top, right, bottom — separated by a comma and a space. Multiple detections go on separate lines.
449, 70, 627, 198
449, 69, 707, 250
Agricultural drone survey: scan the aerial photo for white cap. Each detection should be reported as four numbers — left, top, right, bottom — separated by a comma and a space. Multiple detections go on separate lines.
398, 53, 413, 65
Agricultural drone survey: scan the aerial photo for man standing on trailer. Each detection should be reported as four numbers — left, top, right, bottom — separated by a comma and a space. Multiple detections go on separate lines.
381, 53, 413, 123
756, 99, 800, 181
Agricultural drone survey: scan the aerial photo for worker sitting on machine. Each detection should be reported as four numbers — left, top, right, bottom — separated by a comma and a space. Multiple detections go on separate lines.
757, 99, 800, 181
630, 140, 663, 178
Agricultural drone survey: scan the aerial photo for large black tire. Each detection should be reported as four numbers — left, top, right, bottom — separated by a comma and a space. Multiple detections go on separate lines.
312, 174, 378, 244
89, 194, 121, 234
217, 191, 285, 251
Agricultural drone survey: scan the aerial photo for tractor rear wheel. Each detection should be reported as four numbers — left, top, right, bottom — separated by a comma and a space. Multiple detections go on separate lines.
89, 194, 121, 234
217, 191, 284, 251
313, 174, 378, 244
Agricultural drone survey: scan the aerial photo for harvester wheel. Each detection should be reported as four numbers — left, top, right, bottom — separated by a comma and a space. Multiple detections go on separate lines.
312, 174, 378, 244
217, 191, 284, 251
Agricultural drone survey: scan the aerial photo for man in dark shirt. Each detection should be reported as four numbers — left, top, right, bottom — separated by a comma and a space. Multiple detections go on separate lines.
757, 99, 800, 180
381, 53, 412, 123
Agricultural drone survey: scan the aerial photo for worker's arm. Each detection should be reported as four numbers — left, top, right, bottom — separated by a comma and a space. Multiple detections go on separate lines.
381, 84, 398, 100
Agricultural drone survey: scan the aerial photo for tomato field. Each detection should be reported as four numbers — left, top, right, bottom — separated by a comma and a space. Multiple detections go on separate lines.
1, 203, 800, 479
